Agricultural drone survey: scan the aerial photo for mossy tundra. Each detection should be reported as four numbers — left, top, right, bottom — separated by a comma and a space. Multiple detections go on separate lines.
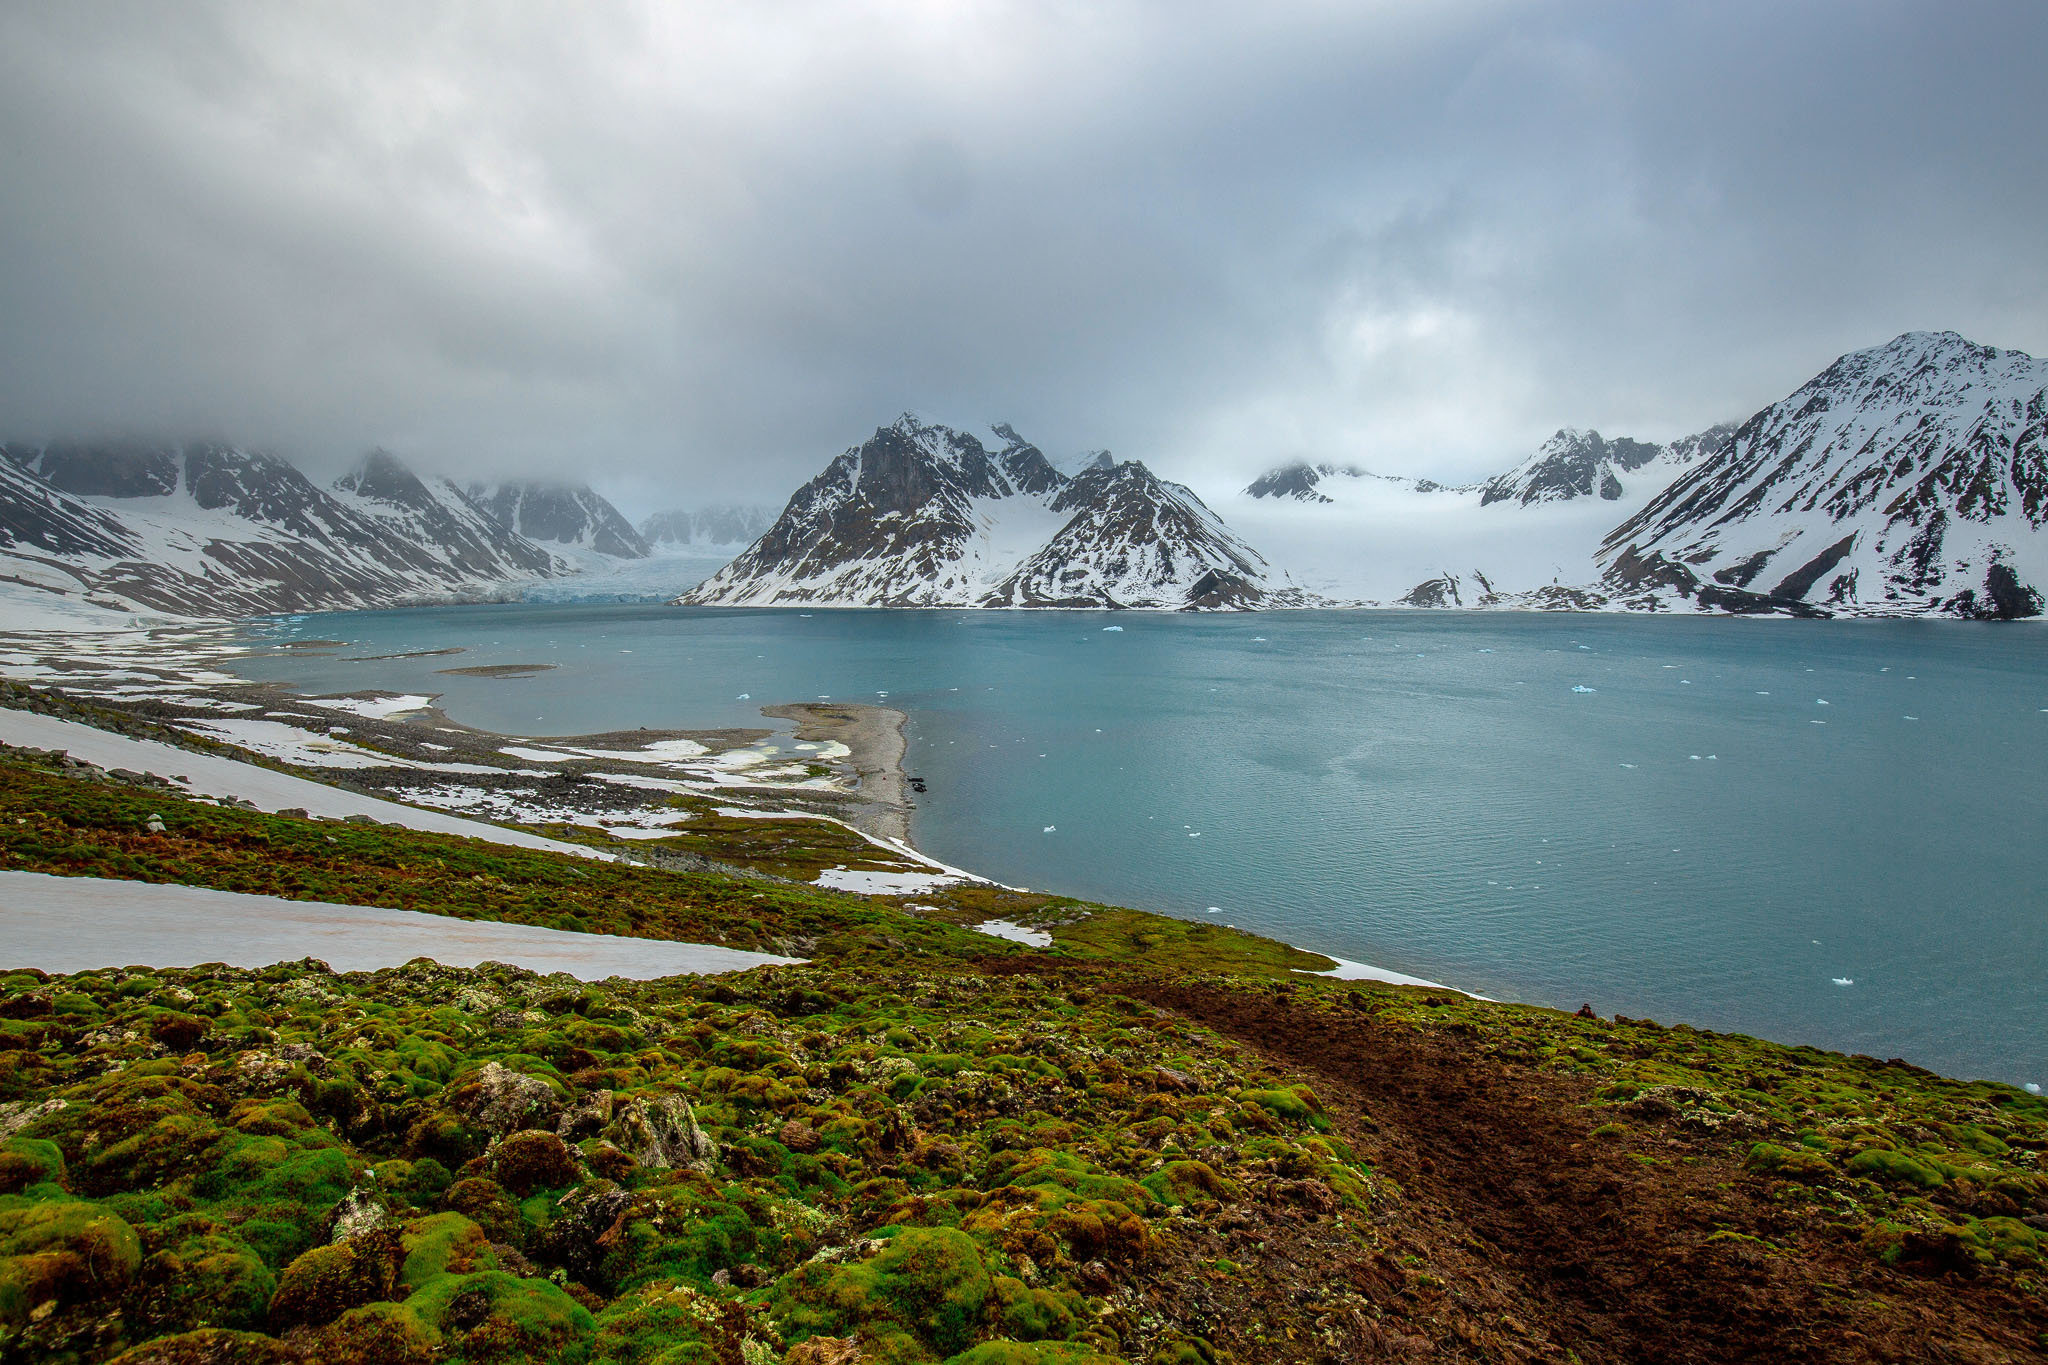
2, 738, 2047, 1360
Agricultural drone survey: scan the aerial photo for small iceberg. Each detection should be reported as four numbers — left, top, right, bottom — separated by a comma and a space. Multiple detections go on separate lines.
1571, 685, 1596, 694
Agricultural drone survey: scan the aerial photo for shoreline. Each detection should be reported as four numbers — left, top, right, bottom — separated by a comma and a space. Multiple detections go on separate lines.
0, 616, 1461, 995
760, 700, 912, 844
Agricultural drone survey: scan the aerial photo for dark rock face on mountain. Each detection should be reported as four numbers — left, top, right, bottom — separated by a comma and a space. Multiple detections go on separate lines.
986, 460, 1273, 608
639, 505, 776, 549
0, 456, 141, 560
1599, 332, 2048, 617
466, 482, 650, 559
0, 442, 568, 618
1480, 429, 1664, 506
8, 440, 180, 498
333, 450, 562, 581
1244, 462, 1339, 502
682, 414, 1284, 609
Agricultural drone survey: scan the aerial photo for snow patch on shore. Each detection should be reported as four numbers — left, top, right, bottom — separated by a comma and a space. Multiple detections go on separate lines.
973, 919, 1054, 948
1298, 954, 1465, 992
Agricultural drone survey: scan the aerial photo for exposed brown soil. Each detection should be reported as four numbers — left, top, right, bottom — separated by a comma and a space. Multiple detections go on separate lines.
1128, 980, 2047, 1365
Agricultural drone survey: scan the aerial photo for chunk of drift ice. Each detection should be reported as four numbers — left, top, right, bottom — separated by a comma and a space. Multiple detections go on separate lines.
1832, 978, 1854, 987
1571, 685, 1596, 694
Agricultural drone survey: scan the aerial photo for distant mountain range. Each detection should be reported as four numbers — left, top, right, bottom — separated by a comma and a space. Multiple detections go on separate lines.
684, 332, 2044, 617
5, 331, 2041, 624
0, 444, 683, 621
639, 504, 777, 550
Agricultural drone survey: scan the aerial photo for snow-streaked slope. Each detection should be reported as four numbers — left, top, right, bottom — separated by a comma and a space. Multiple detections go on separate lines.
988, 462, 1278, 608
1599, 332, 2048, 617
639, 504, 776, 550
683, 415, 1292, 609
1481, 427, 1700, 506
466, 480, 651, 558
330, 449, 565, 581
0, 442, 570, 618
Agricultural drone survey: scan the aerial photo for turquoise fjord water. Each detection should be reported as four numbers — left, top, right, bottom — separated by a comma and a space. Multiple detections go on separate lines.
229, 605, 2048, 1087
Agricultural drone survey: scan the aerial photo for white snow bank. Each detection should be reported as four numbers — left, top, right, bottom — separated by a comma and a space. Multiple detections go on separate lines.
0, 708, 610, 861
972, 919, 1054, 948
0, 871, 795, 978
306, 694, 436, 720
1296, 953, 1465, 992
816, 867, 964, 895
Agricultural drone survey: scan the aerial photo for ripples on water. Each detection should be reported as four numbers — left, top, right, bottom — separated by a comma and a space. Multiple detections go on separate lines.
233, 605, 2048, 1086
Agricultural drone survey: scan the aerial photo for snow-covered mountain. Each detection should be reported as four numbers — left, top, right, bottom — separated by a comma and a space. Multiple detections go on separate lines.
639, 504, 776, 550
1220, 430, 1708, 608
1481, 428, 1678, 506
0, 442, 571, 621
1241, 462, 1460, 503
1598, 332, 2047, 618
465, 481, 650, 559
680, 415, 1290, 609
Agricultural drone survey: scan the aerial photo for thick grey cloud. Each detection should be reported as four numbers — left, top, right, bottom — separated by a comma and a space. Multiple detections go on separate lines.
1, 0, 2043, 505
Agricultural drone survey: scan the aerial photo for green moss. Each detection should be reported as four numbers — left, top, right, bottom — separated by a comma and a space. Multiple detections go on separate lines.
1745, 1142, 1837, 1180
143, 1228, 277, 1332
772, 1226, 994, 1358
0, 1137, 65, 1195
269, 1229, 404, 1328
400, 1212, 488, 1291
400, 1267, 596, 1363
0, 1193, 142, 1324
945, 1343, 1123, 1365
1845, 1147, 1947, 1189
1138, 1161, 1233, 1208
105, 1327, 306, 1364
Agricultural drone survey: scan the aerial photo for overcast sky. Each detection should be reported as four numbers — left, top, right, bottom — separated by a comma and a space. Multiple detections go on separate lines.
2, 1, 2043, 507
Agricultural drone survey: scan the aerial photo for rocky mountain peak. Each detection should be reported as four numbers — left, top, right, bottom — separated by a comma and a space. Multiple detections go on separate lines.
465, 481, 650, 560
334, 448, 437, 510
1481, 428, 1663, 507
683, 417, 1288, 609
